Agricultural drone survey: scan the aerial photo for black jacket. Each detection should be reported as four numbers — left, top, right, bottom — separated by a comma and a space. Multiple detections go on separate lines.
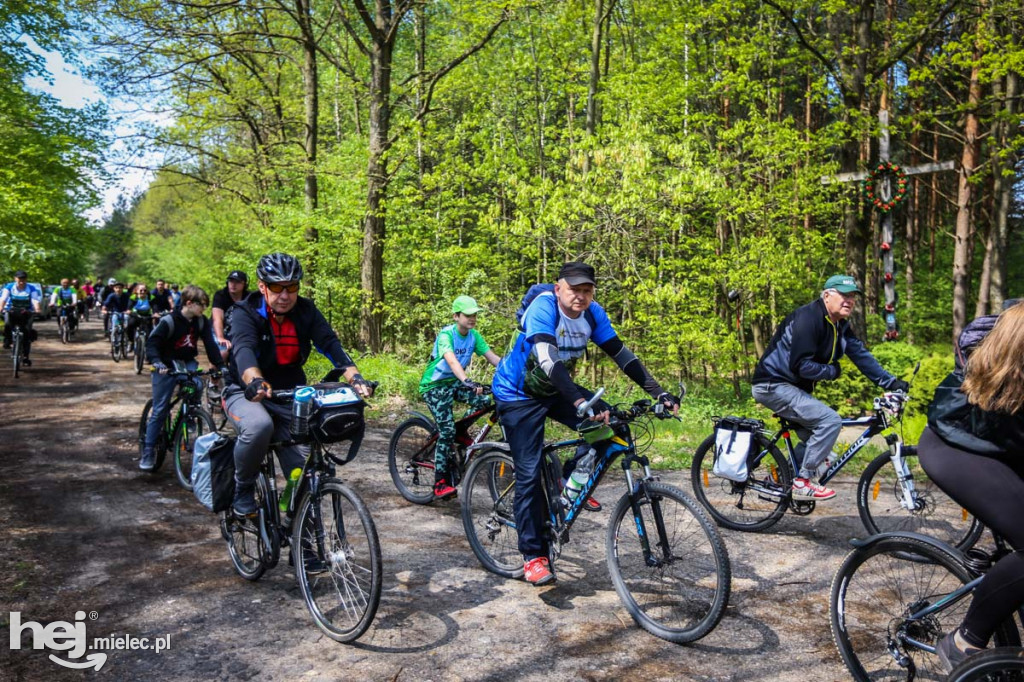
146, 311, 222, 367
928, 371, 1024, 456
225, 291, 354, 392
752, 298, 896, 393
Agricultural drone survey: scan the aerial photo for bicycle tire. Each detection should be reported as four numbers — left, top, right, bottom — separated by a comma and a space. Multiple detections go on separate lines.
172, 408, 215, 491
387, 417, 438, 504
947, 647, 1024, 682
293, 479, 382, 642
60, 318, 70, 344
606, 481, 731, 643
690, 431, 791, 532
110, 330, 121, 362
461, 449, 523, 578
830, 534, 1019, 681
858, 448, 984, 552
223, 473, 275, 581
133, 335, 145, 374
12, 331, 21, 378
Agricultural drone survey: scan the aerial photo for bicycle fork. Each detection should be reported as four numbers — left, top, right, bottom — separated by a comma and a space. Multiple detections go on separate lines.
887, 440, 920, 512
624, 456, 671, 568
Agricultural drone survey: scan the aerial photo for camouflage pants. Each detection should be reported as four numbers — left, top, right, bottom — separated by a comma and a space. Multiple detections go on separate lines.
422, 383, 492, 480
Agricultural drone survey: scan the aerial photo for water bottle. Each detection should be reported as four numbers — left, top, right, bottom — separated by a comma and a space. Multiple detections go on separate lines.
279, 468, 302, 513
291, 386, 315, 437
563, 448, 597, 504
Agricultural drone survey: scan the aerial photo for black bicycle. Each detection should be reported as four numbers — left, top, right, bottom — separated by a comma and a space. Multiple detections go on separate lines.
204, 371, 230, 432
132, 314, 156, 374
137, 368, 217, 489
9, 322, 25, 377
388, 393, 501, 503
220, 376, 382, 643
461, 388, 731, 644
948, 647, 1024, 681
830, 531, 1022, 681
109, 313, 128, 362
691, 387, 982, 551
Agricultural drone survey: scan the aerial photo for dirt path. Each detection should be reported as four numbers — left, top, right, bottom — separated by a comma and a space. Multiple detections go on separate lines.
2, 315, 876, 681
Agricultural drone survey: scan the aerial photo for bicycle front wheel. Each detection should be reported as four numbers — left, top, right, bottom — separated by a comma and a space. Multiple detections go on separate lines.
110, 332, 121, 362
133, 335, 145, 374
293, 479, 382, 643
138, 399, 153, 458
858, 448, 984, 552
12, 332, 21, 378
830, 535, 1018, 681
173, 408, 215, 491
947, 647, 1024, 682
691, 432, 791, 531
461, 449, 522, 578
387, 417, 438, 504
607, 481, 730, 643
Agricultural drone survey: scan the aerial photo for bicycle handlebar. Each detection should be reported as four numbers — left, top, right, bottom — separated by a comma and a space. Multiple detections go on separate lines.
576, 387, 606, 418
270, 380, 379, 404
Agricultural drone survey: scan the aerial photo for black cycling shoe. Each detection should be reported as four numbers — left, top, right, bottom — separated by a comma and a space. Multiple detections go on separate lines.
22, 357, 31, 367
231, 483, 258, 516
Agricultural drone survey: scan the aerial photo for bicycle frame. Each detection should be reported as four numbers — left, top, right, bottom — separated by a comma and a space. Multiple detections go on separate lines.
410, 404, 501, 468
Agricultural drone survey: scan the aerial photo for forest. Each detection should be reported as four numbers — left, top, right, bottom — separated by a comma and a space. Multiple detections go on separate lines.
3, 0, 1022, 412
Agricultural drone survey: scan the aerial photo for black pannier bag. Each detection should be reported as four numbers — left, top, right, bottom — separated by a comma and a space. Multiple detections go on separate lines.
311, 383, 366, 464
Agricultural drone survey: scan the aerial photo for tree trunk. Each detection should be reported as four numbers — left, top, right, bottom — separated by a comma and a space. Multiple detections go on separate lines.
297, 0, 319, 258
989, 71, 1018, 309
582, 0, 613, 174
951, 36, 984, 342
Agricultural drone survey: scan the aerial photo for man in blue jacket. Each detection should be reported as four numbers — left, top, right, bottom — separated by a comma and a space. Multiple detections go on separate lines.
751, 274, 909, 501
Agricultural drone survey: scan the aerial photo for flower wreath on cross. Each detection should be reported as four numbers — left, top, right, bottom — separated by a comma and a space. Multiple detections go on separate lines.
863, 161, 908, 213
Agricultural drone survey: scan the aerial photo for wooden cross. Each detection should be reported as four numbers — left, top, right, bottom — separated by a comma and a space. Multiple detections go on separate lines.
822, 108, 955, 340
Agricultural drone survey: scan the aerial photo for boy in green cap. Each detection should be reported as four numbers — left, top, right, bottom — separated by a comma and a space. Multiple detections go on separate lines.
419, 295, 502, 499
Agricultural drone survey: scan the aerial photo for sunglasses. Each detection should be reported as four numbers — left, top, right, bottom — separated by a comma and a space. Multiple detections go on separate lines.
265, 282, 300, 294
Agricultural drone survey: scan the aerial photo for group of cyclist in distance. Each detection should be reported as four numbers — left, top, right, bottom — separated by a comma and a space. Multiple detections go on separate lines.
4, 252, 1022, 673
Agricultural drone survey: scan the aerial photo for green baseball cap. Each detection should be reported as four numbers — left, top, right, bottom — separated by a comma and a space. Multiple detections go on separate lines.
823, 274, 862, 294
452, 295, 483, 315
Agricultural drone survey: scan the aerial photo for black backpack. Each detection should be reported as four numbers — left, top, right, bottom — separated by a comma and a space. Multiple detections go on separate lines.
955, 299, 1020, 374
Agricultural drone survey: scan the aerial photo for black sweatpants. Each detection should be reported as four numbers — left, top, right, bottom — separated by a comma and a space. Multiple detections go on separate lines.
918, 427, 1024, 646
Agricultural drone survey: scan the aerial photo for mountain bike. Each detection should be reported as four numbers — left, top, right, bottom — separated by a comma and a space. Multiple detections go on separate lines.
220, 377, 382, 643
109, 313, 127, 362
388, 391, 501, 503
132, 315, 155, 374
691, 388, 983, 551
57, 304, 76, 344
948, 647, 1024, 681
830, 531, 1022, 681
461, 388, 731, 644
137, 368, 217, 489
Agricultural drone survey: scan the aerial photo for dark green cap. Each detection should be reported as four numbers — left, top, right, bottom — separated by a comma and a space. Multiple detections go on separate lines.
823, 274, 862, 294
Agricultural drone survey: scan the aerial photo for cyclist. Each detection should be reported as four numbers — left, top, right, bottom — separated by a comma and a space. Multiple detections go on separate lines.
918, 301, 1024, 671
0, 270, 43, 366
99, 277, 118, 335
222, 252, 374, 515
125, 283, 156, 349
151, 279, 174, 316
80, 279, 96, 319
140, 285, 225, 471
169, 283, 182, 311
750, 274, 909, 501
418, 295, 501, 499
50, 278, 79, 336
211, 270, 248, 356
101, 282, 130, 341
491, 261, 679, 585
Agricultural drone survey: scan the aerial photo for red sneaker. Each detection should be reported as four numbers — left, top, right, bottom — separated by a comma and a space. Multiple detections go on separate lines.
791, 477, 836, 501
583, 496, 602, 512
523, 557, 555, 586
433, 479, 457, 500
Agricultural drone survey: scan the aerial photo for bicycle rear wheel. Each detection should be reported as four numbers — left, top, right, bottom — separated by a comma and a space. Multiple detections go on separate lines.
387, 417, 438, 504
293, 479, 382, 642
133, 335, 145, 374
607, 481, 730, 643
223, 473, 275, 581
173, 408, 215, 491
947, 647, 1024, 682
691, 432, 791, 531
858, 448, 984, 552
830, 535, 1019, 681
461, 449, 522, 578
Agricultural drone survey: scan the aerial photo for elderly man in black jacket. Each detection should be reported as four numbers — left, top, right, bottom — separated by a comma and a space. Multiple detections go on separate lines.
750, 274, 909, 501
222, 253, 373, 515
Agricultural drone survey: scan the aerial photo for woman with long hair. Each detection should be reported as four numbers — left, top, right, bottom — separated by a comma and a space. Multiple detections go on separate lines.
919, 302, 1024, 670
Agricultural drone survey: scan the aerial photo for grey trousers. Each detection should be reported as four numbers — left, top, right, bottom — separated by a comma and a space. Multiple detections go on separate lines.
751, 382, 842, 479
223, 391, 307, 487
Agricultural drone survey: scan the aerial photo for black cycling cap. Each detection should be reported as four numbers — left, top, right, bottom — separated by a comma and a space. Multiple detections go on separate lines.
13, 270, 27, 278
227, 270, 248, 283
558, 261, 596, 287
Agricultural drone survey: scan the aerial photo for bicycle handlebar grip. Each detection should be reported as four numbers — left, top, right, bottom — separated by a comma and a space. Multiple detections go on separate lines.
576, 387, 606, 418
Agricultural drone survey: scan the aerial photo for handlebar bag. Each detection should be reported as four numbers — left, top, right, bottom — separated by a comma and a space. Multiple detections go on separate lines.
191, 433, 237, 512
712, 416, 758, 482
312, 383, 366, 444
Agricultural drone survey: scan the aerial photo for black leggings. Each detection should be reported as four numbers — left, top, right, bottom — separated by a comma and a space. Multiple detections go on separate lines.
918, 427, 1024, 646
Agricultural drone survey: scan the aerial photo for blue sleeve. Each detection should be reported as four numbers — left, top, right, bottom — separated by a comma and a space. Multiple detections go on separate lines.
522, 295, 558, 343
587, 301, 617, 345
844, 330, 895, 387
